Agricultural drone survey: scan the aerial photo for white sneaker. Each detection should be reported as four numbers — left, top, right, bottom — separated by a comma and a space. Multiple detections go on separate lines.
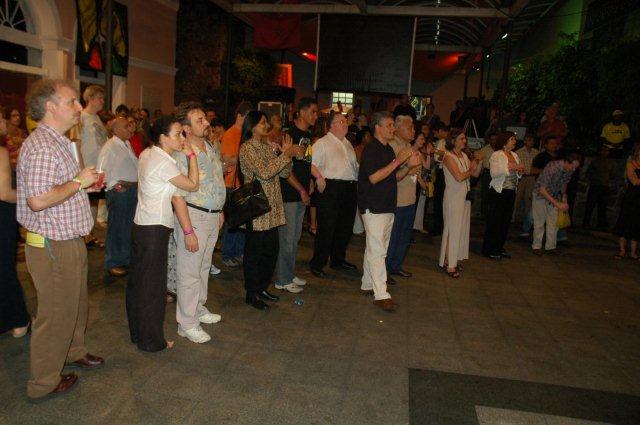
199, 312, 222, 324
210, 264, 221, 275
292, 276, 306, 286
274, 283, 303, 293
178, 325, 211, 343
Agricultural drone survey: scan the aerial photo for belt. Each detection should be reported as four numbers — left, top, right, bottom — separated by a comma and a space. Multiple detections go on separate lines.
325, 179, 357, 184
117, 181, 138, 188
187, 202, 222, 213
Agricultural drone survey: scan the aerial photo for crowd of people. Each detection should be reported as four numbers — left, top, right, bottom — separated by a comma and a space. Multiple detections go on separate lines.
0, 79, 638, 401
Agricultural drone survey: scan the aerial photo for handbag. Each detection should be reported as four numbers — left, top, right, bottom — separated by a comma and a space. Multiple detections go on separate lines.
557, 210, 571, 230
224, 163, 271, 229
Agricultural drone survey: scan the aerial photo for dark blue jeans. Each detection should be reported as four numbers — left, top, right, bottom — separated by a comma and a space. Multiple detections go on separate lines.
222, 189, 245, 261
386, 205, 416, 272
105, 188, 137, 269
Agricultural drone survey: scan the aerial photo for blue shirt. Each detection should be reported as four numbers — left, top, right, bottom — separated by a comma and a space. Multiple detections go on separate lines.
534, 160, 573, 200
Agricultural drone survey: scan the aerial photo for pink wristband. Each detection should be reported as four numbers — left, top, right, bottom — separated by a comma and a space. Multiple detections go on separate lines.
186, 151, 196, 159
298, 188, 307, 196
183, 228, 194, 236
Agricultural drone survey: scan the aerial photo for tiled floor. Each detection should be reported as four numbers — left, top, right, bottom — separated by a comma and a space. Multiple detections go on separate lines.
1, 224, 639, 424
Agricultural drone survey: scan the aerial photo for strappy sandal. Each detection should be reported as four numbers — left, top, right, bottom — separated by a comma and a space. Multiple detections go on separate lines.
446, 269, 460, 278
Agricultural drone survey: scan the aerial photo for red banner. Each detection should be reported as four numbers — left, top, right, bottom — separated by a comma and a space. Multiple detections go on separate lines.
252, 14, 301, 50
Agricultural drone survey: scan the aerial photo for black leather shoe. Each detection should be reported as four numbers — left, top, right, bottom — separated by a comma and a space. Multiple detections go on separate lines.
500, 251, 512, 259
311, 268, 327, 278
246, 296, 270, 310
258, 290, 280, 302
333, 261, 357, 271
389, 269, 412, 278
387, 275, 397, 286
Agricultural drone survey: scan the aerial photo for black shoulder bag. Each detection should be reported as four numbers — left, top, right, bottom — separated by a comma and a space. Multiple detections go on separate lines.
224, 161, 271, 229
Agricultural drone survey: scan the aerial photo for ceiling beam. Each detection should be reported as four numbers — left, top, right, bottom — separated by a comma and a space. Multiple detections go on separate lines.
231, 4, 510, 19
415, 43, 481, 53
350, 0, 368, 14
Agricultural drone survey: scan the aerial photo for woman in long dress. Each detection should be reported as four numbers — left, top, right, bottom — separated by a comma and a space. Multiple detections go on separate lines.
613, 144, 640, 259
438, 129, 481, 278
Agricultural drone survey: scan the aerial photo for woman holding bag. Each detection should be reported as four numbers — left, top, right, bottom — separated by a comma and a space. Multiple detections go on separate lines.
238, 111, 303, 310
482, 131, 524, 259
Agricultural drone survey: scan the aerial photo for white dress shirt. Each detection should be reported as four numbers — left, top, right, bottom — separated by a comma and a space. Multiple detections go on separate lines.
79, 111, 108, 167
312, 131, 358, 181
97, 135, 138, 190
134, 146, 181, 228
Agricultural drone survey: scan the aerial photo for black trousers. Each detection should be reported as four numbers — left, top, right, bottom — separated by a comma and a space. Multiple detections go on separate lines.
244, 227, 279, 297
432, 168, 445, 234
127, 224, 172, 352
583, 184, 609, 228
309, 180, 357, 270
0, 201, 30, 334
480, 168, 492, 219
482, 188, 516, 256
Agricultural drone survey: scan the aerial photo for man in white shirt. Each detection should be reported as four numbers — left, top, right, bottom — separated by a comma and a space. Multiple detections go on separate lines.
310, 112, 360, 277
97, 117, 138, 278
70, 85, 109, 247
387, 115, 421, 278
513, 133, 539, 232
478, 133, 497, 219
171, 102, 226, 344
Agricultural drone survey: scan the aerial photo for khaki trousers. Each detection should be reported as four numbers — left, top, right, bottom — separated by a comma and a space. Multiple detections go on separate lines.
174, 208, 219, 331
532, 196, 558, 251
360, 212, 394, 301
25, 238, 88, 398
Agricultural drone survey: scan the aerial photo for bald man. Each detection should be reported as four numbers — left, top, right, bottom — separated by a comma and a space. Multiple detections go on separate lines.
97, 116, 139, 277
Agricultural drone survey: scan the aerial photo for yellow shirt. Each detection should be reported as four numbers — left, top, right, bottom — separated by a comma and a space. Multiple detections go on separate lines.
601, 122, 630, 145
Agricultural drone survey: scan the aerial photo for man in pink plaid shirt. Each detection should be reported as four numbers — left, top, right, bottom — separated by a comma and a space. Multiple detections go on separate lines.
17, 79, 105, 400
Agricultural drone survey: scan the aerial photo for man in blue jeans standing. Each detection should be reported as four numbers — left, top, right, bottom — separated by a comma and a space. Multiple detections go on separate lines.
386, 115, 421, 279
275, 97, 319, 292
97, 116, 138, 277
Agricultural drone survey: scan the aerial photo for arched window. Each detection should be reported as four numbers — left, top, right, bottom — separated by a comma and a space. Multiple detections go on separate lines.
0, 0, 28, 32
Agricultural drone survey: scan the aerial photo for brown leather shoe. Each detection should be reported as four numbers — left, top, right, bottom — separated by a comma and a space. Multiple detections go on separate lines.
374, 298, 397, 312
67, 353, 104, 369
52, 374, 78, 394
108, 266, 128, 277
361, 289, 374, 296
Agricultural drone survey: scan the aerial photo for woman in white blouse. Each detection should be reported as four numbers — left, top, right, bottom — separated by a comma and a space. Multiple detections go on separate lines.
481, 131, 524, 260
439, 129, 481, 278
127, 115, 199, 352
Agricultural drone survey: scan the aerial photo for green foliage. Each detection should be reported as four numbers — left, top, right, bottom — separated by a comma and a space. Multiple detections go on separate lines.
504, 35, 640, 151
229, 49, 276, 102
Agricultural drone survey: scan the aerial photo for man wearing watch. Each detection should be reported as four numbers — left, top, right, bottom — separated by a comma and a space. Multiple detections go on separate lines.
97, 116, 138, 278
17, 79, 104, 400
171, 102, 226, 344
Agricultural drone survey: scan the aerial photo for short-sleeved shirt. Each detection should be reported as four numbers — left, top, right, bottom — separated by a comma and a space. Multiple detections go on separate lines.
97, 135, 138, 190
77, 111, 108, 167
280, 126, 312, 202
515, 146, 539, 175
134, 146, 181, 228
601, 122, 630, 146
534, 160, 573, 200
221, 126, 242, 188
16, 124, 93, 240
358, 138, 397, 214
389, 136, 416, 207
173, 140, 226, 210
